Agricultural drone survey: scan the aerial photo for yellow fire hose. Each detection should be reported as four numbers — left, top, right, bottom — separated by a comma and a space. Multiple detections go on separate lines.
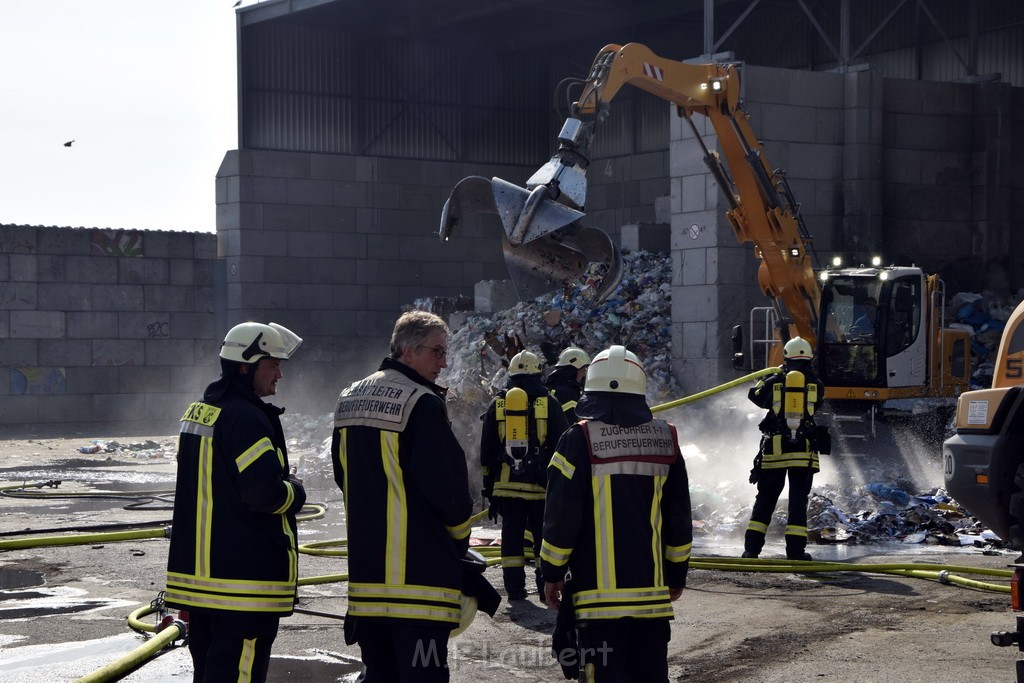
9, 368, 1006, 680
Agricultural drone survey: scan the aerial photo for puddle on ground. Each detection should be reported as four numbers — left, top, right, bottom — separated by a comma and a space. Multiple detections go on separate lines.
0, 568, 44, 591
0, 633, 364, 682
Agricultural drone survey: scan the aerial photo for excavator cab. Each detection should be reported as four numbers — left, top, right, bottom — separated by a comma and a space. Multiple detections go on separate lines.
439, 112, 623, 303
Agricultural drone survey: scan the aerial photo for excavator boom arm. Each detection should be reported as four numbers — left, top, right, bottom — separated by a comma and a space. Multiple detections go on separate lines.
574, 43, 820, 345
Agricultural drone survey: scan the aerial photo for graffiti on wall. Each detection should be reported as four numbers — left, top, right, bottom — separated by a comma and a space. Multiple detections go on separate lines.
10, 367, 66, 395
92, 230, 144, 257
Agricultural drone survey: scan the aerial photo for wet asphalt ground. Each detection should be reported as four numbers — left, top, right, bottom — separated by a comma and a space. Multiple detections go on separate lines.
1, 424, 1023, 682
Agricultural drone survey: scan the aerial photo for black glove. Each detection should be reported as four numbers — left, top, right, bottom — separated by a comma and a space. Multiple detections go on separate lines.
748, 453, 762, 485
487, 498, 502, 523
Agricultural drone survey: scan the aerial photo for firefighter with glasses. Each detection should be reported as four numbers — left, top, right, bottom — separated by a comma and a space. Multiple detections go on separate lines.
331, 310, 476, 682
480, 349, 570, 600
743, 336, 830, 561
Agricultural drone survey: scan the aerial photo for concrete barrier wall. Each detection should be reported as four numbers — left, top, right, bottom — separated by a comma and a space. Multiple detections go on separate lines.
0, 226, 217, 428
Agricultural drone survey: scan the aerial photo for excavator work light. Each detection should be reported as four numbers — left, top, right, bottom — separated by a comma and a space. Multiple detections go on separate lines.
871, 255, 882, 267
831, 256, 843, 267
789, 247, 800, 257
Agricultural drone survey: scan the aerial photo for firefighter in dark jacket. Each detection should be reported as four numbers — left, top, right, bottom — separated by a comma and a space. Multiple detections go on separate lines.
743, 336, 829, 561
541, 345, 692, 682
331, 310, 475, 682
545, 346, 590, 424
480, 350, 570, 600
165, 321, 306, 683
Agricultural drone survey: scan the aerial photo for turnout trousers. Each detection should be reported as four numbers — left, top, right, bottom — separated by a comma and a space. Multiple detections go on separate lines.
498, 497, 545, 596
354, 621, 452, 683
575, 618, 671, 682
744, 466, 814, 559
186, 611, 280, 683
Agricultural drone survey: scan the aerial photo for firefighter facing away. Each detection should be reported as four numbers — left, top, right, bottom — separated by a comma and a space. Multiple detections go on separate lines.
480, 349, 570, 600
541, 345, 692, 682
331, 310, 476, 682
545, 346, 591, 423
743, 336, 831, 561
165, 321, 306, 683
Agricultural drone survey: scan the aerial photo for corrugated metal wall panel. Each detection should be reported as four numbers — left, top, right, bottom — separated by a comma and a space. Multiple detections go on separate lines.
978, 26, 1024, 87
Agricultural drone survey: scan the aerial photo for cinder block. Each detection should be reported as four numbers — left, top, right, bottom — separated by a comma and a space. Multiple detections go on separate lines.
37, 395, 95, 422
287, 178, 334, 206
0, 224, 39, 251
65, 255, 118, 284
145, 285, 196, 312
475, 280, 519, 313
118, 312, 171, 339
312, 206, 357, 232
310, 154, 358, 181
119, 258, 169, 285
92, 284, 145, 311
0, 339, 38, 365
671, 284, 716, 322
264, 204, 311, 230
253, 177, 289, 204
762, 104, 817, 143
11, 254, 64, 282
169, 312, 215, 340
92, 339, 144, 367
37, 228, 91, 255
38, 283, 92, 311
0, 310, 8, 338
332, 232, 368, 259
11, 311, 65, 338
288, 232, 334, 258
264, 151, 311, 179
332, 284, 368, 310
65, 366, 119, 395
169, 259, 196, 286
0, 394, 38, 422
288, 283, 333, 309
334, 181, 370, 207
92, 393, 147, 422
241, 230, 291, 257
39, 339, 92, 366
654, 195, 672, 224
66, 311, 118, 339
264, 257, 312, 284
310, 257, 356, 284
620, 223, 670, 254
377, 158, 423, 185
144, 339, 197, 366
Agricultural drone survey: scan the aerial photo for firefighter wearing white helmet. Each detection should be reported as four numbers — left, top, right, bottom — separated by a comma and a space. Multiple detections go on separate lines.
546, 346, 591, 423
743, 336, 829, 562
480, 349, 569, 600
166, 321, 305, 683
540, 345, 692, 680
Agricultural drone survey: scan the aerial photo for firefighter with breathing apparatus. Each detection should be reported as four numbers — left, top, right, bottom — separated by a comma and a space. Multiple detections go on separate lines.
540, 345, 692, 681
546, 346, 591, 423
743, 336, 831, 561
480, 349, 570, 600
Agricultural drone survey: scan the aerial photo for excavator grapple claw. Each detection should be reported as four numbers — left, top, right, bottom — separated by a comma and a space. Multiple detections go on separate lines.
439, 175, 622, 302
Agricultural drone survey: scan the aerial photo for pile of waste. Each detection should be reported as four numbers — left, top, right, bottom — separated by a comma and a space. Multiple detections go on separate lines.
949, 290, 1023, 389
435, 250, 679, 407
76, 439, 175, 457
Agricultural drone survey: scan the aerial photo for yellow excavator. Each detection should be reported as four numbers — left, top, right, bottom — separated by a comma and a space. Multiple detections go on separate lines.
438, 42, 970, 422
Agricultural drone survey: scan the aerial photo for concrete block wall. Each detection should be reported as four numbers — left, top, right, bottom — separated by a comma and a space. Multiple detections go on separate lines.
881, 78, 1022, 292
0, 225, 217, 428
215, 151, 517, 414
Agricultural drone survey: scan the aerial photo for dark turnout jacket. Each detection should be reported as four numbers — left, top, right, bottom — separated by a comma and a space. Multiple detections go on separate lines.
331, 357, 474, 628
540, 392, 692, 622
165, 373, 307, 615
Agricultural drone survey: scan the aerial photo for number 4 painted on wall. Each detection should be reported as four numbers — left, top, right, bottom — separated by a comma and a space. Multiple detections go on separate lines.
604, 160, 613, 178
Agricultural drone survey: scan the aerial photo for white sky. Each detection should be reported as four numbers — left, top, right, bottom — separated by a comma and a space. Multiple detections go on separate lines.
0, 0, 241, 233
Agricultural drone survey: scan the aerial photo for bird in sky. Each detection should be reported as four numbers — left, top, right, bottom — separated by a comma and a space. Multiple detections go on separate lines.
63, 140, 75, 147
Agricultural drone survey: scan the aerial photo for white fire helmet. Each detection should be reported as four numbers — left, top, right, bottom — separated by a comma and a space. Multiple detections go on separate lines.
584, 345, 646, 395
555, 347, 591, 369
508, 350, 542, 376
220, 322, 303, 364
783, 336, 813, 360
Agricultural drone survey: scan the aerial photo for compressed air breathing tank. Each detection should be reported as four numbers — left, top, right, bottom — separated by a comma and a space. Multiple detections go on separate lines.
783, 370, 807, 439
504, 387, 530, 470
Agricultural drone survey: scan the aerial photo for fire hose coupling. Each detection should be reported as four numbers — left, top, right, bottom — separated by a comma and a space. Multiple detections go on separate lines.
937, 570, 951, 584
